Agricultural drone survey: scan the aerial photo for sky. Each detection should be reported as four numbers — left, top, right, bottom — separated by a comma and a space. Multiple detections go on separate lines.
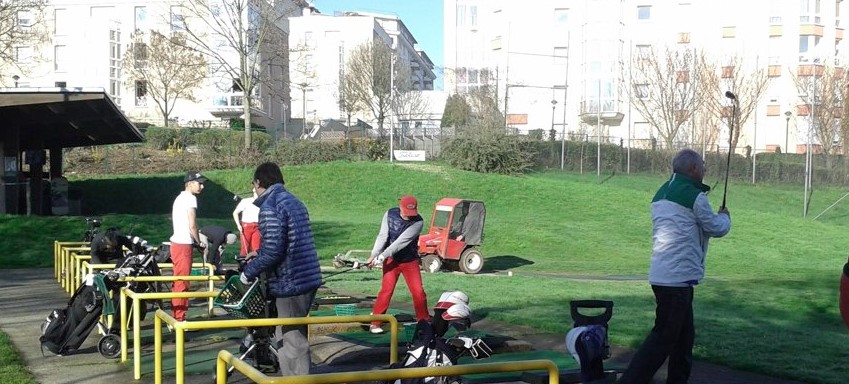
311, 0, 445, 90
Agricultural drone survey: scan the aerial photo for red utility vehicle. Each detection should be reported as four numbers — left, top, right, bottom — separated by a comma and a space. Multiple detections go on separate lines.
418, 198, 486, 274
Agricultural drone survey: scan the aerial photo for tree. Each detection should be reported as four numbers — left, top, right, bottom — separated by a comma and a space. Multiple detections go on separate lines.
289, 42, 318, 138
792, 63, 845, 169
700, 55, 770, 150
338, 68, 360, 141
123, 30, 207, 127
629, 45, 704, 149
177, 0, 301, 148
0, 0, 48, 79
343, 40, 396, 137
441, 93, 471, 128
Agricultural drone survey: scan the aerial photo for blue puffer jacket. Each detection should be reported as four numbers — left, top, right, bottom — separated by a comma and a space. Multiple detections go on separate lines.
242, 183, 322, 298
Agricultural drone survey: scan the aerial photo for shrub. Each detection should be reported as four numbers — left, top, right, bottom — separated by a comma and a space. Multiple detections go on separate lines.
442, 124, 537, 175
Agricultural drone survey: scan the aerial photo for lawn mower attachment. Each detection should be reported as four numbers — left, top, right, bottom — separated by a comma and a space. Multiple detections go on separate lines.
332, 249, 372, 269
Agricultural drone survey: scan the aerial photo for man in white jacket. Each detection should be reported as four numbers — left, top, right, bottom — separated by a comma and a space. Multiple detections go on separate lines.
619, 149, 731, 384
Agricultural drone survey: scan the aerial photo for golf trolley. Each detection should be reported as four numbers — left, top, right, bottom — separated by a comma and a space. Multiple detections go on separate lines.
213, 256, 279, 380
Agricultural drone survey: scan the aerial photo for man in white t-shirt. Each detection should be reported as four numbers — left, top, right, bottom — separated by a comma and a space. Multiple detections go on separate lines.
232, 188, 261, 256
169, 171, 207, 322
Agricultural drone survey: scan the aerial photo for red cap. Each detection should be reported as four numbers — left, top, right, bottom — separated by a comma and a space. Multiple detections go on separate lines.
399, 195, 418, 216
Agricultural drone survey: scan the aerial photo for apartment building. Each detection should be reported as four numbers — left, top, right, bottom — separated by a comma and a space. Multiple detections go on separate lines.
5, 0, 306, 137
288, 9, 438, 138
445, 0, 848, 154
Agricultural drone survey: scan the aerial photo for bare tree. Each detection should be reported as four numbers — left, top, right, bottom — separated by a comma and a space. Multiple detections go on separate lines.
123, 30, 206, 127
343, 40, 396, 137
700, 55, 770, 150
792, 63, 845, 169
289, 42, 318, 138
337, 72, 360, 140
629, 45, 703, 149
0, 0, 48, 79
177, 0, 302, 148
391, 62, 430, 147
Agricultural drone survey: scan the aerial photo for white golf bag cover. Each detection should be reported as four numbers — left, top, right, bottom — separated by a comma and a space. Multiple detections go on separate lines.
565, 325, 607, 383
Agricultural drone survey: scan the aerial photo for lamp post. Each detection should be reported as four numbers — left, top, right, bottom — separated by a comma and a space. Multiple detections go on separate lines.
12, 75, 19, 88
784, 110, 792, 154
550, 99, 557, 138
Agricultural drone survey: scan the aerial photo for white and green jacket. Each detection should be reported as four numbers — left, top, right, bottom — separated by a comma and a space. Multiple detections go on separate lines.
649, 172, 731, 287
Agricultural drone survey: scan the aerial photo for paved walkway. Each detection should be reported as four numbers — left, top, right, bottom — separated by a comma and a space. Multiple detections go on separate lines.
0, 268, 803, 384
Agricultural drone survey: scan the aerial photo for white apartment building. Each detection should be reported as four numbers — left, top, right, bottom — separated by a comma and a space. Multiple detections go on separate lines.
5, 0, 306, 137
445, 0, 848, 154
288, 9, 438, 138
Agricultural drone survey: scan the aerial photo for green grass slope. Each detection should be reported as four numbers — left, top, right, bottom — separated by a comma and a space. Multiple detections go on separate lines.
2, 161, 849, 383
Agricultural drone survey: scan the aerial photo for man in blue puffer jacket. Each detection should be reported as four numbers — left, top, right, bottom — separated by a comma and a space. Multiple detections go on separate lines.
241, 162, 322, 376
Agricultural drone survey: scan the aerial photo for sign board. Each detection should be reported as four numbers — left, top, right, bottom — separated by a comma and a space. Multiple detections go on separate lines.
393, 150, 426, 162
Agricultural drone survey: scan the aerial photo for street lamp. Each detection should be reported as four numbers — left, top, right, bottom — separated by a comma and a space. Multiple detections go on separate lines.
12, 75, 19, 88
784, 110, 792, 154
550, 99, 557, 138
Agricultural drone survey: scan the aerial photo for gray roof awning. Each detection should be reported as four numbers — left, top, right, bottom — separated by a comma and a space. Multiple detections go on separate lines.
0, 87, 144, 151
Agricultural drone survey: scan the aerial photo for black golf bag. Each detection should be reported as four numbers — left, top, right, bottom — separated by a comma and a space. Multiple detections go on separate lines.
40, 273, 116, 356
389, 320, 460, 384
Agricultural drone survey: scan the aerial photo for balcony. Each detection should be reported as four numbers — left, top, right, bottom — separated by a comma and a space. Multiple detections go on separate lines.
579, 100, 624, 126
209, 92, 262, 118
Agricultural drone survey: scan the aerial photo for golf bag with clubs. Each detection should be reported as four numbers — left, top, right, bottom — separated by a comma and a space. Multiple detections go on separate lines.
388, 291, 492, 384
564, 300, 614, 384
39, 272, 119, 356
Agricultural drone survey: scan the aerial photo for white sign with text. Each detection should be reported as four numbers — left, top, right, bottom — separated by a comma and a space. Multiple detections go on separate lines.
393, 150, 426, 161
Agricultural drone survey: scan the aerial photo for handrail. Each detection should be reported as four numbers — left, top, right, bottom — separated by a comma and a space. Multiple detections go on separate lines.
216, 351, 560, 384
121, 288, 221, 379
153, 309, 399, 384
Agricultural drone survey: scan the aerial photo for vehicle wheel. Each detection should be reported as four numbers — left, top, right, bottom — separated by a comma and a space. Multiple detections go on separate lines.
459, 248, 484, 274
421, 255, 442, 273
98, 334, 121, 359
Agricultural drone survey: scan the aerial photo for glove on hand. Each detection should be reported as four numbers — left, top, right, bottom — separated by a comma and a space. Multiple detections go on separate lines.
374, 254, 386, 265
240, 272, 253, 285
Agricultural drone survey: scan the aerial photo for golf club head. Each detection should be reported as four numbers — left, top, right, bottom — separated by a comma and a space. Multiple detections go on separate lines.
232, 194, 242, 202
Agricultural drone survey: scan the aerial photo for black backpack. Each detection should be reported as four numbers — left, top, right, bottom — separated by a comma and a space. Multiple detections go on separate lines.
39, 282, 107, 355
388, 320, 459, 384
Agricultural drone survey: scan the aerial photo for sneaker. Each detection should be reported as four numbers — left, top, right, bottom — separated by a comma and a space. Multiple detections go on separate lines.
369, 324, 384, 334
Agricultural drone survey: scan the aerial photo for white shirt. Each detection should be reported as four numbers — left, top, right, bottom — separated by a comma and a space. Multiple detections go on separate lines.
170, 191, 197, 244
234, 197, 259, 223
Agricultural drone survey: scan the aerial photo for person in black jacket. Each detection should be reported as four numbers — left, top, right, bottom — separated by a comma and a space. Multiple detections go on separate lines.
365, 195, 431, 334
199, 225, 237, 275
89, 228, 132, 265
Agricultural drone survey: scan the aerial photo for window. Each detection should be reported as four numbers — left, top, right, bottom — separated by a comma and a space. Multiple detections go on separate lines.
16, 46, 33, 63
636, 44, 651, 59
554, 8, 569, 25
54, 9, 68, 35
800, 0, 822, 23
54, 45, 66, 71
637, 5, 651, 20
170, 6, 185, 32
799, 35, 821, 61
305, 31, 314, 48
17, 10, 33, 27
456, 5, 466, 27
133, 43, 148, 68
553, 47, 568, 65
469, 6, 477, 27
635, 84, 649, 99
134, 6, 146, 31
135, 80, 147, 106
768, 0, 782, 24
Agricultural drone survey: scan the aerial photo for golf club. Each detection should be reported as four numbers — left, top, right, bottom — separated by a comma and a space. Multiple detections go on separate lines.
322, 261, 364, 283
722, 91, 738, 209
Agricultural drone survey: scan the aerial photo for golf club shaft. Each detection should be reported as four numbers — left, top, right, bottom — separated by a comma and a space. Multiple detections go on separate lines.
722, 102, 737, 209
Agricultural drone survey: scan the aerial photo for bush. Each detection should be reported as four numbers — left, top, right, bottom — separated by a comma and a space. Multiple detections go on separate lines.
269, 140, 348, 165
442, 124, 537, 175
144, 127, 177, 150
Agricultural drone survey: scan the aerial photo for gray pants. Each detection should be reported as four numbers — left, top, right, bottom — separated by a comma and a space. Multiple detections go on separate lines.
274, 289, 317, 376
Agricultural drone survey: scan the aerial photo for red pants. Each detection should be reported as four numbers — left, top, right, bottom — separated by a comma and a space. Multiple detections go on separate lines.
240, 222, 260, 256
371, 258, 430, 326
170, 243, 193, 321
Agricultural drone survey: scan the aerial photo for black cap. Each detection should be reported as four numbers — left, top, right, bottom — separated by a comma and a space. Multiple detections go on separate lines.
184, 171, 208, 183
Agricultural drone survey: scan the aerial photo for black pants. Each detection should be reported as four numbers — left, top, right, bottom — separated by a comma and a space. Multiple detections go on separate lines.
619, 285, 694, 384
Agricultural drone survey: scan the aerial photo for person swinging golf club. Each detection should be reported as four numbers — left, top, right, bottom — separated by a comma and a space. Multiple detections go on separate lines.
366, 195, 431, 334
618, 149, 731, 384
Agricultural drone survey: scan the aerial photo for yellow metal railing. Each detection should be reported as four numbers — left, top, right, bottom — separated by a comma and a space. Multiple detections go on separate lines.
58, 247, 89, 289
121, 288, 222, 380
216, 351, 560, 384
54, 241, 88, 280
153, 309, 399, 384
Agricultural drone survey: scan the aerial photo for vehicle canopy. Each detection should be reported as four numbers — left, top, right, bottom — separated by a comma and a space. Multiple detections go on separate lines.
432, 198, 486, 245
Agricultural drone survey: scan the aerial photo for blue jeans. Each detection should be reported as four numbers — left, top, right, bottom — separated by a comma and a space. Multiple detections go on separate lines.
619, 285, 694, 384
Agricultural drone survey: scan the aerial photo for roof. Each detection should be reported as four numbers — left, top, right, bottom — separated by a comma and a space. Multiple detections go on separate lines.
0, 88, 144, 151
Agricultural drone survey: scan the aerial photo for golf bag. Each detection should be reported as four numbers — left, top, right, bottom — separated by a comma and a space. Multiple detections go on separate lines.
840, 258, 849, 331
565, 300, 614, 383
39, 274, 116, 355
389, 319, 459, 384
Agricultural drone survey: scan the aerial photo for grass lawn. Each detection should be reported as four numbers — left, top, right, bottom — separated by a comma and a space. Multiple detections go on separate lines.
2, 161, 849, 383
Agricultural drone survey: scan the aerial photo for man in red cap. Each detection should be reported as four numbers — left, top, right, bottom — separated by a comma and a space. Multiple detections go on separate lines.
366, 195, 430, 334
